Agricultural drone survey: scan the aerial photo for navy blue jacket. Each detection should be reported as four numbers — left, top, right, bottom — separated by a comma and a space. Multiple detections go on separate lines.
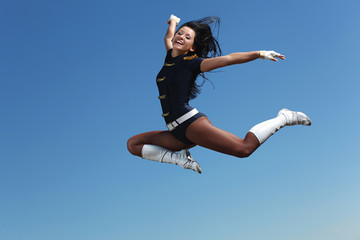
156, 49, 204, 123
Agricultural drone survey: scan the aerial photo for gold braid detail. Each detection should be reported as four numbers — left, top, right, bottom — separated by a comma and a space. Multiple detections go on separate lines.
183, 54, 198, 60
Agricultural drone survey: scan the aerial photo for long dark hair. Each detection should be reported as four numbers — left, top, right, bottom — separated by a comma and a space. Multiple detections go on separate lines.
178, 16, 222, 99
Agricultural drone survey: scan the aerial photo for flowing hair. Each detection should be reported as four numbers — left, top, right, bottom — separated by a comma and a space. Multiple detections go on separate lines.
178, 16, 222, 99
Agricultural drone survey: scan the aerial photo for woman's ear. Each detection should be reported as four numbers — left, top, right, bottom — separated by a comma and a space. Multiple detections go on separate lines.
190, 45, 196, 52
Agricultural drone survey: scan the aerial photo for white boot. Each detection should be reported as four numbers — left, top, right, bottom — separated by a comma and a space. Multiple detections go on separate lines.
249, 108, 311, 144
278, 108, 311, 126
141, 144, 202, 174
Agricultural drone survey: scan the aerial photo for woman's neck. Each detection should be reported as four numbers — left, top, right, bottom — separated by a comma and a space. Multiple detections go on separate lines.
171, 48, 189, 58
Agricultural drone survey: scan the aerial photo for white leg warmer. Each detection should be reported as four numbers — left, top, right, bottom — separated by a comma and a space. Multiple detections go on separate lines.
141, 144, 202, 173
249, 115, 287, 145
249, 108, 311, 145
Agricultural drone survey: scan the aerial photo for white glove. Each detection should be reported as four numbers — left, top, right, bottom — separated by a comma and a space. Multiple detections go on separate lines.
259, 50, 284, 61
168, 14, 180, 25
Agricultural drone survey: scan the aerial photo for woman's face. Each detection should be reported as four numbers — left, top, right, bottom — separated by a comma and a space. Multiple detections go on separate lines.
172, 26, 196, 54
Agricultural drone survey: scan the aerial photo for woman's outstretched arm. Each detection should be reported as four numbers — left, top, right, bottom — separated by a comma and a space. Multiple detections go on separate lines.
164, 15, 180, 52
200, 51, 285, 72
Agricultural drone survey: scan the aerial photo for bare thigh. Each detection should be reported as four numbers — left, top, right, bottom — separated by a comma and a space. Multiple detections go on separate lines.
127, 130, 195, 157
186, 117, 259, 158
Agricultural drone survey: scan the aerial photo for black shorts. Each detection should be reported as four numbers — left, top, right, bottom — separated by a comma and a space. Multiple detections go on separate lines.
170, 112, 206, 145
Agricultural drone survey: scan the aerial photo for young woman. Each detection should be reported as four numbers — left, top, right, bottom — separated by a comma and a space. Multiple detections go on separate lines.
127, 15, 311, 174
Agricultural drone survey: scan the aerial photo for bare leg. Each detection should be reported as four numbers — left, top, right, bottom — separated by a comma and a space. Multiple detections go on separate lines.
127, 130, 195, 157
127, 131, 201, 173
186, 108, 311, 158
186, 117, 260, 158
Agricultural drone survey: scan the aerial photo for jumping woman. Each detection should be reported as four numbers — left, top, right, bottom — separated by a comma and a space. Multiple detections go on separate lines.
127, 15, 311, 174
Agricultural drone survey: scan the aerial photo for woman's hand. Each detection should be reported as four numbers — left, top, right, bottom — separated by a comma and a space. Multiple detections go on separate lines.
167, 14, 180, 25
259, 50, 285, 61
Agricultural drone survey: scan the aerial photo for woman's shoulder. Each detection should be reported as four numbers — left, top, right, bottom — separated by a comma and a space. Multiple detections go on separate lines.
183, 53, 204, 72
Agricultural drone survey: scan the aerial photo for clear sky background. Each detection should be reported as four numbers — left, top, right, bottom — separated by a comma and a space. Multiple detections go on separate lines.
1, 0, 360, 239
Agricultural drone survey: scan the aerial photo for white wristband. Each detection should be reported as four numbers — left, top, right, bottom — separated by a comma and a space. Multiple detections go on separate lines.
259, 50, 282, 60
168, 14, 180, 25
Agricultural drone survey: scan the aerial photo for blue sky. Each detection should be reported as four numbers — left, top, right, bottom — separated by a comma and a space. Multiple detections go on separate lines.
1, 0, 360, 239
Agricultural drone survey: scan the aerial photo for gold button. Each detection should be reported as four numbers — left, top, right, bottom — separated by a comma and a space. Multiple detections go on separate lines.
162, 112, 169, 117
158, 95, 166, 100
156, 77, 166, 82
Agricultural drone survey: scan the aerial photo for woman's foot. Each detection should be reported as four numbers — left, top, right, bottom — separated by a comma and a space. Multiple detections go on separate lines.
278, 108, 311, 126
177, 150, 202, 174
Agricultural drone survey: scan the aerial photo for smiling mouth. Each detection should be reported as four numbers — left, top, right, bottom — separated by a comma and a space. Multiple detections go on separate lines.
175, 39, 183, 45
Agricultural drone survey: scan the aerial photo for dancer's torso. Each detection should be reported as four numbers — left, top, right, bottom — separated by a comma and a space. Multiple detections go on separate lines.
156, 49, 204, 123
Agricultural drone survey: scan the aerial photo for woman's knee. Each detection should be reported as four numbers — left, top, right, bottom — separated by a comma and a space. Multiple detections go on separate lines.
235, 149, 252, 158
127, 136, 142, 156
233, 144, 255, 158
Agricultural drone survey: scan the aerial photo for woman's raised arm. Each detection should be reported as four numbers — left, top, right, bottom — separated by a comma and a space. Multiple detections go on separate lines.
200, 51, 285, 73
164, 15, 180, 52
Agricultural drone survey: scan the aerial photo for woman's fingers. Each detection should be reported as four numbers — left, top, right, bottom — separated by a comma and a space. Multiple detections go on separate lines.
271, 52, 285, 61
278, 54, 285, 60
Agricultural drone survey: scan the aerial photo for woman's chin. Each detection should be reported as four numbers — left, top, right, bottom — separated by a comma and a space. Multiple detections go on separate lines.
173, 45, 183, 51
